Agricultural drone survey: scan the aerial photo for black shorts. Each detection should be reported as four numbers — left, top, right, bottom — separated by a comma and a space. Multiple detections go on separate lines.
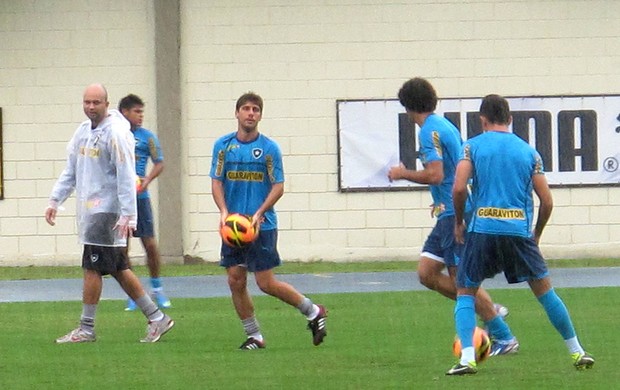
82, 244, 130, 276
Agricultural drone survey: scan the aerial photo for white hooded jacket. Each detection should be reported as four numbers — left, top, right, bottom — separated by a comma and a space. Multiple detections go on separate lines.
50, 109, 137, 247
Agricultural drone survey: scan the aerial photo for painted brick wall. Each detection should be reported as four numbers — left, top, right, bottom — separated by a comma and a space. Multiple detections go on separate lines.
181, 0, 620, 262
0, 0, 156, 264
1, 0, 619, 265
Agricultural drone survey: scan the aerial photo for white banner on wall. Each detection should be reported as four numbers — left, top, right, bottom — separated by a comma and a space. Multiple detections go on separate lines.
337, 96, 620, 191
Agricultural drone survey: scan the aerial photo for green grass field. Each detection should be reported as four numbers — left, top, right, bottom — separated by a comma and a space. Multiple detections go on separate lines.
0, 287, 613, 389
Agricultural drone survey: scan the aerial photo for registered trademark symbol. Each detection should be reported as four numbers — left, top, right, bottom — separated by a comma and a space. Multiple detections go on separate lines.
603, 157, 619, 172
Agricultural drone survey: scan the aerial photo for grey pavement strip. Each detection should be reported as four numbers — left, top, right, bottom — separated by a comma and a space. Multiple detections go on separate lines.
0, 267, 618, 303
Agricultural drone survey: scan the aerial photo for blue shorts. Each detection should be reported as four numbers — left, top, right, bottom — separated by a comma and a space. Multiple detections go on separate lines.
457, 232, 549, 288
421, 215, 462, 268
220, 229, 282, 272
134, 198, 154, 238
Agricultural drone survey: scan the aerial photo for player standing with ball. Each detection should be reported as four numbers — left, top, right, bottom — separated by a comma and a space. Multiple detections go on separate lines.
210, 92, 327, 349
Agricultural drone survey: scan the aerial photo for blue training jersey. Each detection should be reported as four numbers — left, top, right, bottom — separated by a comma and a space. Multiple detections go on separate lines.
418, 113, 463, 219
210, 132, 284, 231
132, 127, 163, 200
461, 131, 544, 237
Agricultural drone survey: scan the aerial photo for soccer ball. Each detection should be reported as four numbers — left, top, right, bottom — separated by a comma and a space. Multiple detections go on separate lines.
220, 213, 256, 247
452, 327, 491, 363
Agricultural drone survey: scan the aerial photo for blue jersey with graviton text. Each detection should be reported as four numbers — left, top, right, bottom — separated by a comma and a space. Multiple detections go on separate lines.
210, 132, 284, 231
461, 131, 544, 237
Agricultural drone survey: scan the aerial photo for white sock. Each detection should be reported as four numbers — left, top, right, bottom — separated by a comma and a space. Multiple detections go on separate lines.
460, 347, 476, 365
565, 336, 584, 355
306, 304, 320, 320
249, 333, 263, 342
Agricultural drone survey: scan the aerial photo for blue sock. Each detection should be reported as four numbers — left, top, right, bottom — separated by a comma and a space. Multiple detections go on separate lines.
485, 316, 514, 341
151, 277, 162, 290
455, 295, 476, 348
538, 288, 576, 340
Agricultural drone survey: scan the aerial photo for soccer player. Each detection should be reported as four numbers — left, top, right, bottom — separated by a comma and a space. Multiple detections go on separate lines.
210, 92, 327, 349
45, 83, 174, 343
118, 94, 171, 310
448, 94, 594, 375
388, 78, 518, 356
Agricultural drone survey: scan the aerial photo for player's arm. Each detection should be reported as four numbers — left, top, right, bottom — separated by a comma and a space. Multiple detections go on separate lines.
252, 182, 284, 227
388, 160, 443, 185
452, 159, 472, 244
211, 178, 228, 227
532, 173, 553, 244
46, 131, 80, 226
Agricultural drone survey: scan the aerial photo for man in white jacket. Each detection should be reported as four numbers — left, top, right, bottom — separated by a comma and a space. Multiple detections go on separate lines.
45, 83, 174, 343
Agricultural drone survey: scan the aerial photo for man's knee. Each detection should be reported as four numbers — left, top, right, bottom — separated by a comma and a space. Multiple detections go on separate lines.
418, 267, 437, 289
227, 269, 247, 291
417, 258, 445, 290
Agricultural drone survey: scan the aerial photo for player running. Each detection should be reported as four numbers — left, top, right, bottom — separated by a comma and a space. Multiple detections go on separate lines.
388, 78, 518, 356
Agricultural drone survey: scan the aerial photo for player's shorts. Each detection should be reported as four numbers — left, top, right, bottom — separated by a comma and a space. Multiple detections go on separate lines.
82, 244, 130, 276
220, 229, 281, 272
456, 232, 549, 288
134, 197, 154, 238
82, 212, 118, 246
421, 215, 462, 267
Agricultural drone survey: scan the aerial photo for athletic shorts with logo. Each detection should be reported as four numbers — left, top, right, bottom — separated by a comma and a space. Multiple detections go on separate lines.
220, 229, 281, 272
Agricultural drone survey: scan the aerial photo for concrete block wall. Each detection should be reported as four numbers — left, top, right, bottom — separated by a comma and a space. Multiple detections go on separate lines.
0, 0, 156, 265
0, 0, 619, 264
182, 0, 620, 262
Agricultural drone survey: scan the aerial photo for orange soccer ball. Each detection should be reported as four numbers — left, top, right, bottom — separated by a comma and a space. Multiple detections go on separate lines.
220, 213, 257, 248
452, 326, 491, 364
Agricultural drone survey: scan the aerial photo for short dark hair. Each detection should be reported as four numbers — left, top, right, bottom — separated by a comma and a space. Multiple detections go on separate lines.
479, 94, 511, 125
236, 92, 263, 113
397, 77, 437, 113
118, 94, 144, 111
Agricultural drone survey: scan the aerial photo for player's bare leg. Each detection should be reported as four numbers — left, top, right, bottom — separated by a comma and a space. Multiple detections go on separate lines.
418, 257, 456, 300
56, 269, 103, 342
418, 258, 501, 320
227, 265, 265, 349
254, 269, 327, 346
113, 269, 174, 342
142, 236, 161, 277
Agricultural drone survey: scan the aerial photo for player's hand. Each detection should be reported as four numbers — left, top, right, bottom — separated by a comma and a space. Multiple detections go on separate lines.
114, 215, 137, 239
387, 162, 406, 182
219, 212, 229, 228
45, 207, 57, 226
137, 177, 150, 194
454, 221, 466, 244
251, 212, 264, 234
45, 200, 59, 226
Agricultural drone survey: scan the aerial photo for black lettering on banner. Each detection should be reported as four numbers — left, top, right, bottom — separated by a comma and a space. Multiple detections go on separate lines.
443, 112, 461, 131
511, 111, 553, 171
398, 113, 418, 169
558, 110, 598, 172
397, 108, 600, 176
466, 112, 482, 138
